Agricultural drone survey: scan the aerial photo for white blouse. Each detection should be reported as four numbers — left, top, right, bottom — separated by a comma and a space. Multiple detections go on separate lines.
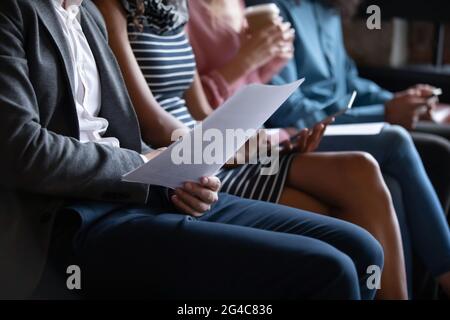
52, 0, 121, 148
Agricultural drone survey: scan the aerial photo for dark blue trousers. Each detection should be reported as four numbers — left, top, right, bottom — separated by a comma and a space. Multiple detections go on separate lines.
51, 191, 383, 300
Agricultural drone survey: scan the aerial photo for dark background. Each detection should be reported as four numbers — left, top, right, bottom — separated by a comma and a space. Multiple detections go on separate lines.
349, 0, 450, 101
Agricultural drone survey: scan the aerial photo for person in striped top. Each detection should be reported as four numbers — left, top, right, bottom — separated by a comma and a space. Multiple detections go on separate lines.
128, 28, 198, 128
95, 0, 408, 299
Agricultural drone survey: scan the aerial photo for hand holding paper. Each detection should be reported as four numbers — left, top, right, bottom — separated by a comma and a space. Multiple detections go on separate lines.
123, 79, 304, 188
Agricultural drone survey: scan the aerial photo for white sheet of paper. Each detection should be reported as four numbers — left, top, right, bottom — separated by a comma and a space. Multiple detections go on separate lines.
123, 79, 305, 188
324, 122, 386, 136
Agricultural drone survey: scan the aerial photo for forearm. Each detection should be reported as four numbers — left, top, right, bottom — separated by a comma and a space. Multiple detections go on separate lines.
258, 57, 289, 84
216, 56, 250, 87
333, 104, 386, 124
349, 77, 394, 107
141, 111, 189, 148
345, 57, 394, 106
184, 71, 215, 121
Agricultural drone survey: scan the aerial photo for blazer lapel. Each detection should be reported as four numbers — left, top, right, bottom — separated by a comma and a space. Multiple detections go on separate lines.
79, 5, 143, 152
35, 0, 80, 138
35, 0, 76, 101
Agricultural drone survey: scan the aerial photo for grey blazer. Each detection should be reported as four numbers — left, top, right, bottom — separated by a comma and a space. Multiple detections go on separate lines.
0, 0, 151, 298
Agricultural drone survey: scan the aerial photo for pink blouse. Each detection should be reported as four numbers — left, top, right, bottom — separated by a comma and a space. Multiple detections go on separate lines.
187, 0, 288, 109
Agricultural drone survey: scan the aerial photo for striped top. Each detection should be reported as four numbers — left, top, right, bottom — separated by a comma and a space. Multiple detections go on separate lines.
128, 26, 197, 128
123, 2, 293, 206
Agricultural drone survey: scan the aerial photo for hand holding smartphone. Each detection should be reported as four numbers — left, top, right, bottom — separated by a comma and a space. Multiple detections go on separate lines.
287, 91, 357, 144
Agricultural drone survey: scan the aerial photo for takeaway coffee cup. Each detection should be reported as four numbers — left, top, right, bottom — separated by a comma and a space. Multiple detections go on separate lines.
244, 3, 281, 33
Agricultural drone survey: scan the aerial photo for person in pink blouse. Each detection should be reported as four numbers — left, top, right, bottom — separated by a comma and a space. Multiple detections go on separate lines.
187, 0, 294, 112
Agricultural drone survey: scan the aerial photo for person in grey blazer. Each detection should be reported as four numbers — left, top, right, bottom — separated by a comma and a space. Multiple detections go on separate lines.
0, 0, 384, 300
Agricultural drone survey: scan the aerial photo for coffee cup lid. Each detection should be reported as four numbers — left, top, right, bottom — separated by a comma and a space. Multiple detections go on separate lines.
244, 3, 280, 16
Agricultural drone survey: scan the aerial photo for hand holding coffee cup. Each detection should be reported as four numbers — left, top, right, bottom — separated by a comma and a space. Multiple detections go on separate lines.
244, 4, 295, 56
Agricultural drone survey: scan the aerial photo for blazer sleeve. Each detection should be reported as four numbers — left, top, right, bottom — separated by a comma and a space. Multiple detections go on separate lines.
0, 1, 149, 204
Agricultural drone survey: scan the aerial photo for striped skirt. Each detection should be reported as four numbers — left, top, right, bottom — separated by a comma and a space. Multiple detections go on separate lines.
217, 154, 295, 204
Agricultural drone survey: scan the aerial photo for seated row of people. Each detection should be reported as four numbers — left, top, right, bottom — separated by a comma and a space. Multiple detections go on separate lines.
0, 0, 448, 300
96, 0, 450, 299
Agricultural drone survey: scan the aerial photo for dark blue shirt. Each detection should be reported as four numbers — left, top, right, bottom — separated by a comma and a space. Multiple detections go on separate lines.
246, 0, 394, 128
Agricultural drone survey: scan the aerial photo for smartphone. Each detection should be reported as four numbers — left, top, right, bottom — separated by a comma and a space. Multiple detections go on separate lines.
287, 91, 357, 144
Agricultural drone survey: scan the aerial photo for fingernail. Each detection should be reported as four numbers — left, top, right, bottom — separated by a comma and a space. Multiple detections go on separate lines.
185, 183, 192, 191
202, 177, 209, 184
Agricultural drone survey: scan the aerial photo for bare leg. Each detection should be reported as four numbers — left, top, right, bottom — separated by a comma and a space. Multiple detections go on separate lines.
279, 152, 408, 299
279, 187, 330, 216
